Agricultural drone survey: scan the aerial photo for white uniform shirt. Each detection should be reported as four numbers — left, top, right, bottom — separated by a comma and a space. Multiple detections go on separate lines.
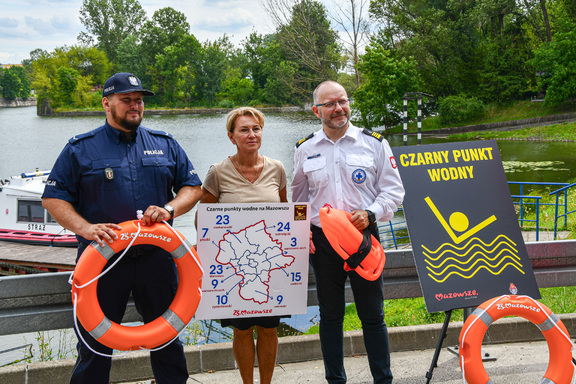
291, 124, 405, 227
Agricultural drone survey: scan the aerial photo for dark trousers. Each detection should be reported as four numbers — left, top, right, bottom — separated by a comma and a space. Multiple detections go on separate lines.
70, 245, 189, 384
311, 225, 393, 384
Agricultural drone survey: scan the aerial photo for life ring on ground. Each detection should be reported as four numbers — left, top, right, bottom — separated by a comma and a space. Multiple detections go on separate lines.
71, 220, 203, 351
459, 295, 575, 384
319, 204, 385, 281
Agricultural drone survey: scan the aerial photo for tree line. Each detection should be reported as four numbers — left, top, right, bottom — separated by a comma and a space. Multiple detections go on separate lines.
1, 0, 575, 129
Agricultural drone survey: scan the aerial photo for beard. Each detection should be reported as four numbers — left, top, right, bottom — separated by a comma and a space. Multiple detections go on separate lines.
320, 110, 350, 130
110, 105, 142, 131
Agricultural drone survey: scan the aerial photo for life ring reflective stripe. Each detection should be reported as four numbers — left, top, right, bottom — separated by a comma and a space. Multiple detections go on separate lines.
319, 204, 385, 281
459, 295, 575, 384
71, 220, 203, 351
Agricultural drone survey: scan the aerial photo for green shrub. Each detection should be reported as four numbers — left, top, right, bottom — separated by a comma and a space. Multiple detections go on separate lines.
438, 94, 485, 125
218, 99, 234, 109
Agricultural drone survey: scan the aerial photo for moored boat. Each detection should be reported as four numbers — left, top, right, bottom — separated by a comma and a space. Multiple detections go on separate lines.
0, 170, 78, 247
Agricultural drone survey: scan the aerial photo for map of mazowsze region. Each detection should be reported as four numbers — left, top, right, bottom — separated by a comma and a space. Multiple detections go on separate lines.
195, 203, 310, 320
217, 220, 294, 304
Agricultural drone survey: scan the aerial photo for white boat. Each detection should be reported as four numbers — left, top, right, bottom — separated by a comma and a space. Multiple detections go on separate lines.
0, 170, 77, 247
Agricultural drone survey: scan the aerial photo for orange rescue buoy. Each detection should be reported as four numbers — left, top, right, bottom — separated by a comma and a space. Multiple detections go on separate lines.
319, 204, 385, 281
71, 220, 203, 351
459, 295, 575, 384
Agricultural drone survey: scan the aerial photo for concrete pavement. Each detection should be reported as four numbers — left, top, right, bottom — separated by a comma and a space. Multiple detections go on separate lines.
2, 313, 574, 383
186, 340, 556, 384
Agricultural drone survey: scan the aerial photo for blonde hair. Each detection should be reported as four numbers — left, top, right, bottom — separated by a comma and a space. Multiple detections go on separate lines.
226, 107, 265, 133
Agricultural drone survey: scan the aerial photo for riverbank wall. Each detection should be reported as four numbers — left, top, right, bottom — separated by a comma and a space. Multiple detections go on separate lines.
38, 105, 306, 117
421, 112, 576, 135
0, 98, 36, 108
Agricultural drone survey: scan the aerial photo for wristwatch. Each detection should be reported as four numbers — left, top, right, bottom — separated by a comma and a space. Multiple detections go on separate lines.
163, 204, 175, 220
365, 209, 376, 225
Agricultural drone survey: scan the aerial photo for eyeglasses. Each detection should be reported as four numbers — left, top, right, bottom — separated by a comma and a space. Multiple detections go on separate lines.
314, 99, 350, 109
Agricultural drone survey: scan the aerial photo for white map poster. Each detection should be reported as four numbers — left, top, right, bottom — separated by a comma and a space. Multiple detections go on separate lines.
194, 202, 311, 320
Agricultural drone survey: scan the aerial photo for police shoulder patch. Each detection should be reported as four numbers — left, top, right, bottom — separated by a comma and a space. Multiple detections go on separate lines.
296, 132, 315, 148
362, 128, 383, 142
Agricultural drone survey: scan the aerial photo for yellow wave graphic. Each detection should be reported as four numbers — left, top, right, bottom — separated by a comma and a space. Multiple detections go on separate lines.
426, 254, 523, 276
423, 240, 519, 263
426, 262, 525, 283
424, 248, 521, 269
422, 235, 517, 260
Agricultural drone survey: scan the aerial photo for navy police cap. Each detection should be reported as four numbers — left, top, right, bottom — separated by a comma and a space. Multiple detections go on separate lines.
102, 73, 155, 97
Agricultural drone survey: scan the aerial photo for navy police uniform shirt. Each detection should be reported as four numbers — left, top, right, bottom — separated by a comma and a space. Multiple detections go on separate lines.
43, 121, 201, 243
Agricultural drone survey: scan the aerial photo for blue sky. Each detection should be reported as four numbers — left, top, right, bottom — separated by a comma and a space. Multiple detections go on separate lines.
0, 0, 276, 64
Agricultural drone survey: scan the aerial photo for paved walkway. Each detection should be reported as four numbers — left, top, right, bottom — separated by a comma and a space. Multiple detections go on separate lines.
124, 340, 565, 383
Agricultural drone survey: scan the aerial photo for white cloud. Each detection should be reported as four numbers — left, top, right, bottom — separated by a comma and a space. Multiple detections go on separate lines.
0, 0, 309, 64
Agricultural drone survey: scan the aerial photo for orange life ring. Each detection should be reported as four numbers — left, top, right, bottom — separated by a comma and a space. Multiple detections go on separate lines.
71, 220, 203, 351
459, 295, 575, 384
319, 204, 385, 281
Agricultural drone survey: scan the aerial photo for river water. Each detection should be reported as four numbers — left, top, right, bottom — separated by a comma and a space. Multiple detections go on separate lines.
1, 106, 576, 365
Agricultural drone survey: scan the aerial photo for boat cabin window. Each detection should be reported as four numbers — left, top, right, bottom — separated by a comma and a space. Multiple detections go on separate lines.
17, 200, 47, 223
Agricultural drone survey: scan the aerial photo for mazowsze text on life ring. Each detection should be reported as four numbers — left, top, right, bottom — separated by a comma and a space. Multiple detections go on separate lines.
319, 204, 386, 281
71, 220, 203, 351
459, 295, 575, 384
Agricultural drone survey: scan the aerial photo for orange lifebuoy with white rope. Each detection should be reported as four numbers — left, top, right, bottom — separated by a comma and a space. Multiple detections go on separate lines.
319, 204, 385, 281
71, 220, 203, 351
459, 295, 575, 384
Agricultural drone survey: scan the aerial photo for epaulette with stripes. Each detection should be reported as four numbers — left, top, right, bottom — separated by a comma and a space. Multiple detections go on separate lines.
68, 130, 96, 144
296, 132, 315, 148
362, 128, 383, 142
147, 128, 173, 138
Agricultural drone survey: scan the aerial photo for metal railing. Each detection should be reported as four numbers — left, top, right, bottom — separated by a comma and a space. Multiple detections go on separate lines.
379, 208, 409, 250
508, 181, 573, 241
511, 195, 541, 240
549, 182, 576, 239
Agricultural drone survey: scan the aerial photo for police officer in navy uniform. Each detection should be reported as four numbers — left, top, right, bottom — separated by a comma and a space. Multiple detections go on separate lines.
291, 81, 404, 384
42, 73, 202, 384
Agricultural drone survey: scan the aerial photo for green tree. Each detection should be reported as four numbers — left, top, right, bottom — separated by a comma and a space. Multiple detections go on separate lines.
56, 67, 80, 106
263, 0, 341, 101
217, 68, 255, 106
139, 7, 190, 69
243, 32, 298, 106
353, 44, 422, 129
0, 66, 31, 99
64, 45, 111, 86
139, 7, 197, 103
477, 27, 535, 102
192, 37, 232, 106
30, 46, 111, 110
179, 34, 202, 104
151, 45, 187, 104
115, 34, 147, 77
377, 0, 486, 98
1, 69, 21, 100
531, 16, 576, 103
78, 0, 147, 62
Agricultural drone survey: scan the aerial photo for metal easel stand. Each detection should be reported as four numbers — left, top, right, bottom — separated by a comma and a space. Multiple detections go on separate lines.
425, 307, 497, 383
446, 307, 497, 362
425, 310, 452, 383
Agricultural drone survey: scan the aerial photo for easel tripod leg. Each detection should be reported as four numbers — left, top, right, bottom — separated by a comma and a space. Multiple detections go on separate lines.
425, 310, 452, 383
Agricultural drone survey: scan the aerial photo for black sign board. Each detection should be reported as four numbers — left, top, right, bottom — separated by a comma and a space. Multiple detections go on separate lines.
392, 140, 540, 313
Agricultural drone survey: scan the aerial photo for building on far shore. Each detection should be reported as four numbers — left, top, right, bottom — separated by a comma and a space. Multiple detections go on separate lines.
0, 64, 24, 69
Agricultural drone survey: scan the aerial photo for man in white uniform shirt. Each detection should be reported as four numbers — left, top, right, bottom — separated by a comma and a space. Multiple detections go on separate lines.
291, 81, 404, 384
